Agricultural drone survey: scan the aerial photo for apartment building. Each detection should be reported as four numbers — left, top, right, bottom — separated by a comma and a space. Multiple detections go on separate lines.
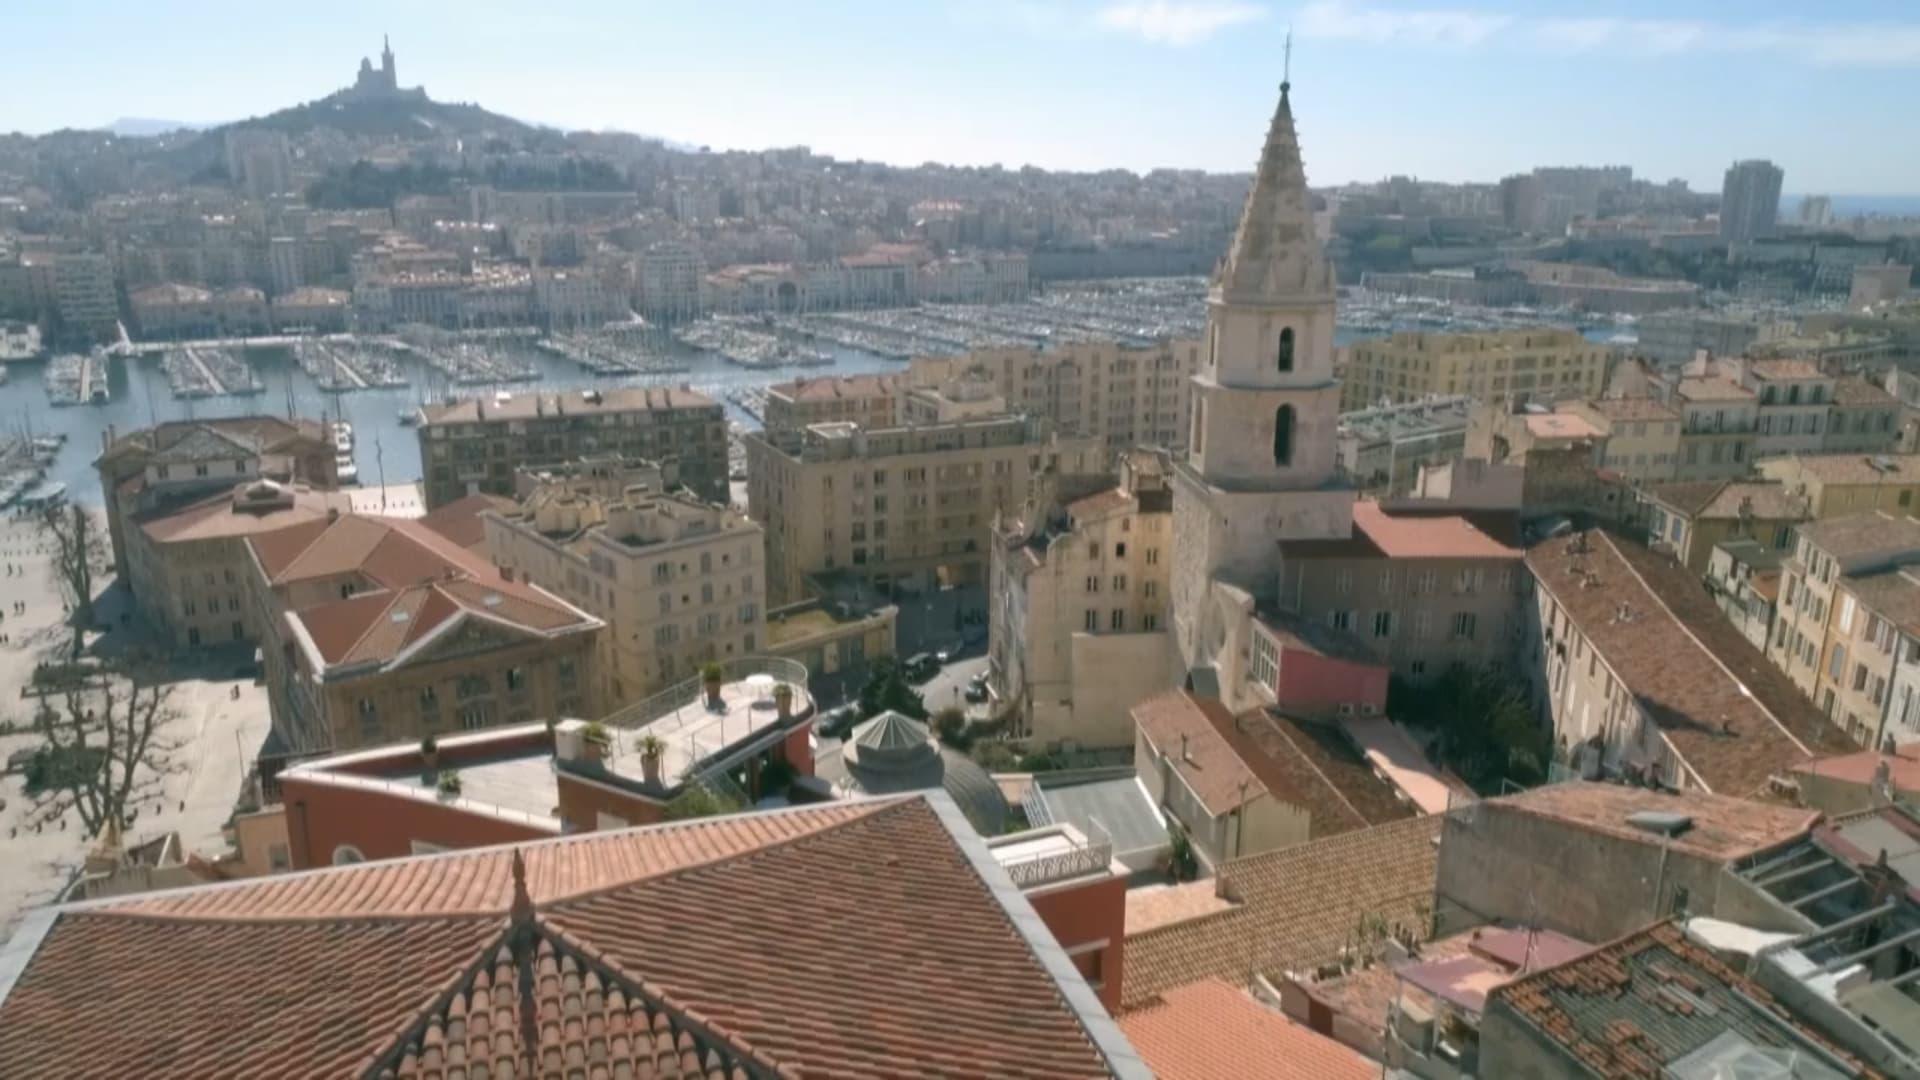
1339, 328, 1612, 412
415, 386, 727, 509
1742, 358, 1833, 458
123, 479, 353, 649
1757, 452, 1920, 517
990, 450, 1174, 749
1565, 397, 1680, 485
1527, 530, 1847, 795
1767, 514, 1920, 745
1670, 377, 1758, 482
482, 457, 766, 706
1638, 479, 1808, 574
1274, 501, 1528, 684
1826, 376, 1903, 454
634, 241, 705, 323
909, 338, 1200, 453
94, 416, 340, 601
1465, 400, 1606, 469
743, 415, 1104, 604
248, 511, 604, 754
761, 373, 904, 450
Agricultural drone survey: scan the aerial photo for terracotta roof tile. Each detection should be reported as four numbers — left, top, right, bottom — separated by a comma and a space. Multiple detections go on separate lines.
417, 492, 517, 551
1122, 815, 1442, 1008
0, 913, 501, 1079
1119, 979, 1374, 1080
1528, 531, 1852, 796
1131, 691, 1261, 815
1231, 711, 1418, 835
4, 798, 1130, 1078
1487, 921, 1883, 1078
1486, 781, 1817, 862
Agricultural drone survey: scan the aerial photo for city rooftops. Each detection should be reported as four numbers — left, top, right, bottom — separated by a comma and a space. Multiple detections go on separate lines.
1523, 411, 1605, 441
0, 794, 1143, 1079
1119, 979, 1375, 1080
1676, 376, 1756, 403
1528, 531, 1854, 797
1581, 396, 1679, 423
1488, 780, 1820, 863
1644, 479, 1808, 521
1832, 376, 1899, 407
770, 372, 903, 402
1748, 357, 1828, 381
1488, 921, 1876, 1079
1766, 452, 1920, 486
1795, 512, 1920, 566
418, 385, 718, 427
136, 480, 352, 544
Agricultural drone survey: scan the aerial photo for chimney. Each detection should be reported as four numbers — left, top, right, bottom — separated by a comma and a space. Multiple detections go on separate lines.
327, 507, 339, 523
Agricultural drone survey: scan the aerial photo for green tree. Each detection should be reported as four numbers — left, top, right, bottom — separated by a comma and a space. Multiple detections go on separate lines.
1389, 664, 1546, 792
664, 783, 744, 821
857, 658, 926, 720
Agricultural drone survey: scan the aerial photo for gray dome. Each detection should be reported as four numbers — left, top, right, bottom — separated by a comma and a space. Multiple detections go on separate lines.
838, 712, 1007, 835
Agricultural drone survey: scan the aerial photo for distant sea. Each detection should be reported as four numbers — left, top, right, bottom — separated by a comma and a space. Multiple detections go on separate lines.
1781, 194, 1920, 218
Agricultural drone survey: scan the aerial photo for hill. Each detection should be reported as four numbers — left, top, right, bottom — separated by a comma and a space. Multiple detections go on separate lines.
218, 89, 547, 143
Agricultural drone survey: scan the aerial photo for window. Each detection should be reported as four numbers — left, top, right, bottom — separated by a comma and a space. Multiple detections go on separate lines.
652, 562, 671, 584
1277, 326, 1295, 372
1335, 570, 1353, 595
1144, 614, 1158, 630
457, 674, 491, 699
1853, 663, 1870, 692
1251, 632, 1279, 687
419, 686, 439, 711
357, 698, 379, 740
1110, 609, 1125, 631
1113, 574, 1127, 591
1373, 611, 1394, 638
1841, 595, 1856, 633
1086, 576, 1100, 593
1329, 610, 1354, 631
1084, 609, 1098, 631
332, 845, 366, 866
1451, 612, 1477, 640
1146, 548, 1160, 565
1414, 611, 1431, 639
1829, 644, 1847, 682
1272, 405, 1295, 467
1143, 580, 1157, 598
506, 667, 527, 692
738, 602, 758, 623
1115, 543, 1127, 558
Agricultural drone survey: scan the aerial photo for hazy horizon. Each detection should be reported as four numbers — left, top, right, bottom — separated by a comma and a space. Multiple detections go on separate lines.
11, 0, 1920, 192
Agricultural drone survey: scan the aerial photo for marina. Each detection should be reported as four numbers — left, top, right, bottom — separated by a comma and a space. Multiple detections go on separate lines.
293, 339, 410, 392
674, 319, 835, 368
537, 332, 691, 376
161, 345, 264, 398
44, 352, 110, 406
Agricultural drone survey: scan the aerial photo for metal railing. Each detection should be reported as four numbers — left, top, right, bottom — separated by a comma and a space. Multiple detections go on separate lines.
998, 819, 1114, 889
600, 655, 810, 730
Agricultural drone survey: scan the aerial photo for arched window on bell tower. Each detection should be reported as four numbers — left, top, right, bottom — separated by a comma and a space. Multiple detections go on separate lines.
1273, 404, 1294, 466
1277, 327, 1295, 373
1193, 399, 1206, 455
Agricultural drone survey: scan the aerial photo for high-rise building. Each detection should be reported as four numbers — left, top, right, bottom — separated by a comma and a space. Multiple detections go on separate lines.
1799, 194, 1833, 227
1719, 159, 1784, 246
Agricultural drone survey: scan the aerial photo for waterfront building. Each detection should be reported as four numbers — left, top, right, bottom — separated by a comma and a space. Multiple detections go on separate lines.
482, 456, 766, 706
416, 386, 728, 509
761, 373, 905, 451
744, 414, 1104, 605
95, 416, 338, 588
1339, 328, 1612, 412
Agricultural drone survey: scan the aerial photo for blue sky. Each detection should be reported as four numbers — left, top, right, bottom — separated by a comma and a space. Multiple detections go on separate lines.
10, 1, 1920, 192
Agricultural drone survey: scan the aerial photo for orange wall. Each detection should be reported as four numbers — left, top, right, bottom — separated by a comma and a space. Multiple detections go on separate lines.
554, 771, 667, 831
1026, 872, 1128, 1012
282, 776, 553, 869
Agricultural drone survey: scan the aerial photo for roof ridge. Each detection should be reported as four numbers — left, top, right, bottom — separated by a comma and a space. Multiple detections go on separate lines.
537, 917, 797, 1078
355, 916, 516, 1076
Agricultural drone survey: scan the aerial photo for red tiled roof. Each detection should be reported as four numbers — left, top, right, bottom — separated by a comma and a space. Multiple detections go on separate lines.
1131, 691, 1261, 815
1353, 501, 1520, 559
1119, 979, 1373, 1080
1486, 781, 1817, 863
1528, 531, 1852, 796
418, 492, 517, 551
0, 798, 1129, 1078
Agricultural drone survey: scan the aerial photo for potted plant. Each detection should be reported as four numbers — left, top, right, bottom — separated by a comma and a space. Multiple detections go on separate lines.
436, 769, 462, 799
581, 720, 611, 765
772, 681, 795, 720
639, 733, 667, 785
701, 662, 725, 709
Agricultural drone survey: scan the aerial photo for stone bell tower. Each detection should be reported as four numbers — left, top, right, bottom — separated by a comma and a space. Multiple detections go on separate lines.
1171, 73, 1354, 683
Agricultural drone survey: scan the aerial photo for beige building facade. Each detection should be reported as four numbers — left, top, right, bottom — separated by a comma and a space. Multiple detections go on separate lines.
761, 374, 904, 451
1339, 328, 1613, 412
990, 450, 1175, 749
1671, 377, 1758, 482
416, 387, 727, 509
744, 415, 1104, 604
482, 458, 766, 708
1757, 453, 1920, 518
910, 338, 1201, 454
1566, 397, 1680, 485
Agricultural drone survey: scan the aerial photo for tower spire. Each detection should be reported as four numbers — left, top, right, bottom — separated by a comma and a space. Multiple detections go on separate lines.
1214, 71, 1331, 304
1283, 26, 1292, 93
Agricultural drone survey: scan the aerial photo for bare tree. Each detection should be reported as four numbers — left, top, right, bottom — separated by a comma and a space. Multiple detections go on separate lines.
36, 502, 109, 659
11, 653, 184, 838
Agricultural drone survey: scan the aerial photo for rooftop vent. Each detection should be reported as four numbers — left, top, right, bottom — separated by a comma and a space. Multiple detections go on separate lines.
1625, 810, 1692, 838
390, 610, 410, 624
482, 593, 503, 608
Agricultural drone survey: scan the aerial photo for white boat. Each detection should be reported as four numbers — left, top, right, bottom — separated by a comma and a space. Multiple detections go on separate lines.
335, 456, 359, 485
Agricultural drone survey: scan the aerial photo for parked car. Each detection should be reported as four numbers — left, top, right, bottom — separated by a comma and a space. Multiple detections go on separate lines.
816, 704, 861, 739
903, 653, 939, 682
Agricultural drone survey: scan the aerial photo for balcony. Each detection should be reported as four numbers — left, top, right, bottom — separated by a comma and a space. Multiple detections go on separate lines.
598, 656, 814, 789
986, 821, 1115, 889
